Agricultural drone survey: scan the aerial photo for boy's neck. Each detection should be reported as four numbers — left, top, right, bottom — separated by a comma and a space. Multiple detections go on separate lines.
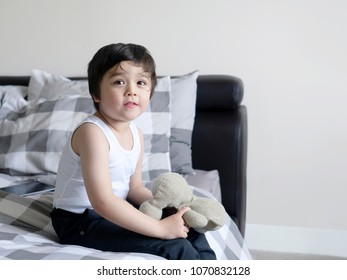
94, 111, 130, 135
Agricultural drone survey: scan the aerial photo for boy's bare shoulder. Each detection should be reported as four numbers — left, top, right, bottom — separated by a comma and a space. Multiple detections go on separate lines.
73, 122, 105, 139
72, 122, 108, 155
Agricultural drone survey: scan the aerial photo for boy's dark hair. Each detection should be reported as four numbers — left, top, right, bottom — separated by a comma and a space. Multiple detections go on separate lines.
87, 43, 157, 110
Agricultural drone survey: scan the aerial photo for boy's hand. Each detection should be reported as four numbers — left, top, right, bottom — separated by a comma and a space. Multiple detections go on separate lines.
159, 207, 191, 239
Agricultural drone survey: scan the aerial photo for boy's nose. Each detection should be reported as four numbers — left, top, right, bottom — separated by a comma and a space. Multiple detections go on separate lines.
126, 91, 137, 96
126, 83, 137, 96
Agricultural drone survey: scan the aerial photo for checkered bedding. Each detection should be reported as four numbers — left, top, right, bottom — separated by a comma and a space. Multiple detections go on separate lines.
0, 74, 171, 181
0, 188, 251, 260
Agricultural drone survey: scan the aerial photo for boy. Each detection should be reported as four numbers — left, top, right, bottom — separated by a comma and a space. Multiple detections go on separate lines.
51, 43, 216, 260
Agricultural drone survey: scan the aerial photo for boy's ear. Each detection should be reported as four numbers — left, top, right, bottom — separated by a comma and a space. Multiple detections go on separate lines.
92, 95, 100, 103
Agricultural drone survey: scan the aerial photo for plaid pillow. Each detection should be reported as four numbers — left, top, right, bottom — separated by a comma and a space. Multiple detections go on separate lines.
1, 70, 171, 181
0, 95, 95, 175
134, 76, 171, 181
170, 71, 198, 174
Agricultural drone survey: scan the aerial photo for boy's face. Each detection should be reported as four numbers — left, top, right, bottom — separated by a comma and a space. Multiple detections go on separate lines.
94, 61, 151, 123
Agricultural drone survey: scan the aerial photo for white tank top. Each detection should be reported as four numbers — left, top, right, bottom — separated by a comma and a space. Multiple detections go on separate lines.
53, 115, 141, 213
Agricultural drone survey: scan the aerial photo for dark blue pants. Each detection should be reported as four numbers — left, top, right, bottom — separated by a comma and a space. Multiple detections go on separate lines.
50, 208, 216, 260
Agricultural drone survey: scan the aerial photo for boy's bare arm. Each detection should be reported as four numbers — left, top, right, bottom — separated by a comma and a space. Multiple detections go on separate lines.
127, 128, 152, 205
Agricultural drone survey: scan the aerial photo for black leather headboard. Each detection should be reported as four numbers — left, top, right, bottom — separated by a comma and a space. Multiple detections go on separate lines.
193, 75, 247, 236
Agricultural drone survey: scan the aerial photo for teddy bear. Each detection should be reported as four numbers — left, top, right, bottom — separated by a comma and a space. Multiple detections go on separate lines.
139, 172, 226, 233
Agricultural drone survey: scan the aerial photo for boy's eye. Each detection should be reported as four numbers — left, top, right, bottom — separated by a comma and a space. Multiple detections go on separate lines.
138, 80, 147, 86
114, 80, 125, 85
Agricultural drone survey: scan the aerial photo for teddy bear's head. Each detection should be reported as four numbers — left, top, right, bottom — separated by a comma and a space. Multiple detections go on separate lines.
150, 172, 194, 209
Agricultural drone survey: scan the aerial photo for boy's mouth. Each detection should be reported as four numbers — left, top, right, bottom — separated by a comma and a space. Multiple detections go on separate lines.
124, 102, 138, 109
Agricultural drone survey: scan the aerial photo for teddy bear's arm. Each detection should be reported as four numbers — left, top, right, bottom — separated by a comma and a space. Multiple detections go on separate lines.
139, 201, 163, 220
183, 210, 208, 229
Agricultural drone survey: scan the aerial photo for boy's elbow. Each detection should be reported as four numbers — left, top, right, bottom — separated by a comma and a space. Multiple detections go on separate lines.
90, 196, 112, 216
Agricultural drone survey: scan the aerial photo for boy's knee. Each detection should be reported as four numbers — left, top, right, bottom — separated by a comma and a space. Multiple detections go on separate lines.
165, 238, 200, 260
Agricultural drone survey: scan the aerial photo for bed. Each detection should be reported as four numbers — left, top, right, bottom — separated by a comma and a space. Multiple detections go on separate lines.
0, 70, 250, 260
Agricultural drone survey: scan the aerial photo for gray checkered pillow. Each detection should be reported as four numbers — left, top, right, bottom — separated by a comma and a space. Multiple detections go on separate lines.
0, 70, 171, 181
170, 71, 198, 174
134, 76, 171, 181
0, 95, 94, 175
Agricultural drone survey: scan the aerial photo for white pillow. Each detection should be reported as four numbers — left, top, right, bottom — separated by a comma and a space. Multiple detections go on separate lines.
28, 69, 89, 101
184, 169, 221, 202
0, 86, 28, 119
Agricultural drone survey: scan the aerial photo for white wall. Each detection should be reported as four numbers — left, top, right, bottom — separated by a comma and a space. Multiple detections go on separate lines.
1, 0, 347, 233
